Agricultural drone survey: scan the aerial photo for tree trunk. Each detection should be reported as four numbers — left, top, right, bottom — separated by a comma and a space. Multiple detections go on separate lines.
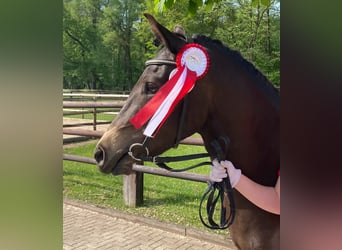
266, 8, 271, 55
91, 69, 97, 90
124, 43, 132, 90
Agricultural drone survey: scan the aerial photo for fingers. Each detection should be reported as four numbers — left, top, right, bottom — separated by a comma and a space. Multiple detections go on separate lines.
220, 160, 241, 187
210, 158, 228, 182
210, 159, 242, 186
209, 172, 227, 182
220, 160, 234, 169
212, 158, 220, 167
210, 176, 224, 182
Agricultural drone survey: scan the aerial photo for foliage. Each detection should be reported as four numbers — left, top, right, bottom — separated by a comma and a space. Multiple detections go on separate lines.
63, 0, 280, 90
154, 0, 272, 16
64, 0, 144, 90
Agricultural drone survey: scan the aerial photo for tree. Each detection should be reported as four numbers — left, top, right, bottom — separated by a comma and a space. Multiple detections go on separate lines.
101, 0, 142, 90
63, 0, 279, 90
149, 0, 280, 86
63, 0, 109, 89
153, 0, 271, 15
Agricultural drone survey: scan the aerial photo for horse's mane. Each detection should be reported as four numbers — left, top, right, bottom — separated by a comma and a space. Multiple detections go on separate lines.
192, 34, 279, 93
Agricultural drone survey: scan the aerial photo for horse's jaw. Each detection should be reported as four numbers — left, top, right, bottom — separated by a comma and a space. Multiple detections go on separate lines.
106, 153, 135, 176
95, 127, 143, 175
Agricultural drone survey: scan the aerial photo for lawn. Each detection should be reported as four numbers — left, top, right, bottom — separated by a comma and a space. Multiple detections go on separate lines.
65, 112, 116, 121
63, 141, 226, 234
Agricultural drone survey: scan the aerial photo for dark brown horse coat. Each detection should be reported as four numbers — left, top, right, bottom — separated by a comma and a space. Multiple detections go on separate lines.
95, 14, 280, 250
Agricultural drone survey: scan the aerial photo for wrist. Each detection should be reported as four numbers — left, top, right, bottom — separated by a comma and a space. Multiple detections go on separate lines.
230, 168, 241, 187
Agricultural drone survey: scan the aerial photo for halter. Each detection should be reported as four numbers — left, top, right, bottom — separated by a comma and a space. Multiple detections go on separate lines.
128, 57, 236, 230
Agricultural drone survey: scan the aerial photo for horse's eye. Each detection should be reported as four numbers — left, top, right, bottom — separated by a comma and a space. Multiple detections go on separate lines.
145, 82, 159, 95
153, 38, 160, 47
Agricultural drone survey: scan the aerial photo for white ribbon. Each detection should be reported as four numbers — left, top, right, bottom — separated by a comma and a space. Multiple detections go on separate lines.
143, 67, 188, 137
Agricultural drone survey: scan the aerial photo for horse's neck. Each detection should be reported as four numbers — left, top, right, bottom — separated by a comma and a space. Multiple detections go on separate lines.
200, 76, 279, 180
214, 51, 279, 113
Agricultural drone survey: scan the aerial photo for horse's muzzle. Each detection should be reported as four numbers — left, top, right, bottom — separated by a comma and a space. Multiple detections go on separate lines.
94, 146, 105, 169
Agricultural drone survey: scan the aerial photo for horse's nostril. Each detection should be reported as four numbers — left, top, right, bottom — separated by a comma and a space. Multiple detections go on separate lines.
94, 147, 105, 167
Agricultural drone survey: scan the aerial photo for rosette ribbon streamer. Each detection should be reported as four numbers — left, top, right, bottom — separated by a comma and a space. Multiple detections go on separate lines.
130, 43, 210, 137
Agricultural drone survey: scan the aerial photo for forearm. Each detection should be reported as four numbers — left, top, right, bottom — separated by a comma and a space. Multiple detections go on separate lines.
235, 175, 280, 215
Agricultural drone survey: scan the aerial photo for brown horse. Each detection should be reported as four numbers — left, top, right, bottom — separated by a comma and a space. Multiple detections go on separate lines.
94, 14, 279, 249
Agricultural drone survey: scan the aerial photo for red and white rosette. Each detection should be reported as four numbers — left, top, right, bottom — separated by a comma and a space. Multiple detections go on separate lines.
130, 43, 210, 137
176, 43, 210, 80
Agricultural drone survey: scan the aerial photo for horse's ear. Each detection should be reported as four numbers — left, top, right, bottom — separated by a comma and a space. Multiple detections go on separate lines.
144, 13, 186, 54
173, 25, 187, 41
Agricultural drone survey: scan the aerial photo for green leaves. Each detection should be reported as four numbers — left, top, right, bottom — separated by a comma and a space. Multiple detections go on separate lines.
154, 0, 165, 13
154, 0, 206, 16
154, 0, 176, 13
165, 0, 176, 9
203, 0, 215, 11
154, 0, 272, 15
63, 0, 279, 90
251, 0, 271, 7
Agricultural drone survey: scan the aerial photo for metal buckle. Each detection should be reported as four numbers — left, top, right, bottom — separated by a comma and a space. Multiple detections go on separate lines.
128, 143, 149, 161
152, 156, 159, 164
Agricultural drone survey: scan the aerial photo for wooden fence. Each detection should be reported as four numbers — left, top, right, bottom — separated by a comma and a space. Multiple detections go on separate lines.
63, 93, 210, 207
63, 91, 129, 130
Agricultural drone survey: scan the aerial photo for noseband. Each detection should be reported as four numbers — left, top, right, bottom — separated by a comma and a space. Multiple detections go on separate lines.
145, 59, 177, 66
128, 58, 236, 230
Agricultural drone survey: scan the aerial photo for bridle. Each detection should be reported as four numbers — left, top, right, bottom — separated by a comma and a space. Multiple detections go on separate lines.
129, 58, 207, 170
145, 59, 177, 66
128, 57, 236, 230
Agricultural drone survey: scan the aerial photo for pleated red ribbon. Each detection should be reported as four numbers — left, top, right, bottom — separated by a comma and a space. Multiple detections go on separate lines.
130, 43, 209, 137
130, 65, 196, 137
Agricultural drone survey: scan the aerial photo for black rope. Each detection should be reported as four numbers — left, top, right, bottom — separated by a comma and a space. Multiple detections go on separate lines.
151, 136, 236, 230
199, 178, 235, 230
198, 137, 236, 230
156, 159, 212, 172
129, 132, 236, 229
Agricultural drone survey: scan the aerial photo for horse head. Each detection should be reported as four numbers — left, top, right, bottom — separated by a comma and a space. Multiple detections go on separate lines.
94, 14, 212, 175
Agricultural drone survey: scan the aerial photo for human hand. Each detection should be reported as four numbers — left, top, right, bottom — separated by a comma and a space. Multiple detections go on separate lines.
210, 159, 241, 187
220, 160, 241, 187
209, 159, 228, 182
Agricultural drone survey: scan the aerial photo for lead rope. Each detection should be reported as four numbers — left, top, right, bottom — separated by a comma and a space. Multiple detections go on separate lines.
199, 137, 236, 230
129, 135, 212, 172
129, 135, 235, 230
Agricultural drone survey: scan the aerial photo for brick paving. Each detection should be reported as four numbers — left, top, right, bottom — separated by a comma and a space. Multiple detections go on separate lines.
63, 200, 236, 250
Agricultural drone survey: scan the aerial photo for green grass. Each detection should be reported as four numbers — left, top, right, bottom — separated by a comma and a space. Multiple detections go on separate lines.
63, 141, 226, 234
66, 112, 115, 121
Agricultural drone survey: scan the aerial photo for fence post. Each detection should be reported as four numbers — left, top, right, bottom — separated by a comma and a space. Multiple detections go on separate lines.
123, 171, 144, 207
81, 93, 84, 119
93, 96, 97, 131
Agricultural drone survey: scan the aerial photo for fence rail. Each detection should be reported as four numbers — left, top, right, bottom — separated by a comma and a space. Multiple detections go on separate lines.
63, 101, 125, 130
63, 101, 126, 108
63, 93, 129, 98
63, 154, 209, 183
63, 90, 130, 101
63, 152, 209, 207
63, 89, 130, 95
63, 94, 209, 207
63, 127, 204, 146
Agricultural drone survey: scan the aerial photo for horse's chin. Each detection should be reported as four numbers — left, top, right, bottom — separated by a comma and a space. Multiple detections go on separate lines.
111, 154, 135, 175
99, 153, 136, 176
